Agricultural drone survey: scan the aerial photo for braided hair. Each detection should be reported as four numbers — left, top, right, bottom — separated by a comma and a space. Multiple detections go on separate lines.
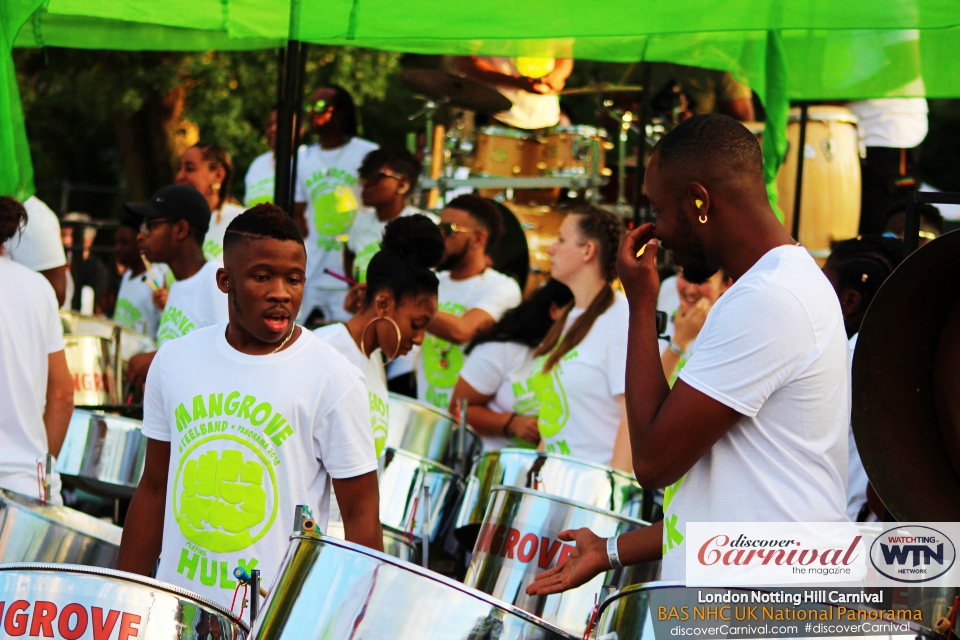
0, 196, 27, 246
533, 206, 626, 371
364, 214, 444, 305
826, 234, 903, 336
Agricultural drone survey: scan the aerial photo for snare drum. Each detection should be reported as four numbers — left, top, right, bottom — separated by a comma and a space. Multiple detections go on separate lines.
249, 533, 576, 640
0, 564, 246, 640
386, 393, 481, 468
56, 409, 147, 499
64, 335, 120, 406
471, 126, 541, 177
378, 447, 463, 544
464, 486, 660, 635
455, 448, 645, 547
539, 126, 609, 176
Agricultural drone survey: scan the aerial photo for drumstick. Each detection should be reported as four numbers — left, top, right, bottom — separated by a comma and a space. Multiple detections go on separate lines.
140, 254, 159, 286
141, 276, 159, 292
323, 268, 359, 287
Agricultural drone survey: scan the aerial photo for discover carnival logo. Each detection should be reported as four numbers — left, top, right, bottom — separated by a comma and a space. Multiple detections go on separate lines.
686, 523, 868, 586
869, 526, 956, 583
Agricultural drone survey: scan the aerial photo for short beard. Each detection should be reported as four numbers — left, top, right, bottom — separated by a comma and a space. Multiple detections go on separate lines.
437, 244, 470, 272
673, 210, 718, 285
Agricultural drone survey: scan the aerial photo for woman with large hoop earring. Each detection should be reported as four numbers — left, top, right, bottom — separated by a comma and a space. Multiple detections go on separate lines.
314, 214, 444, 458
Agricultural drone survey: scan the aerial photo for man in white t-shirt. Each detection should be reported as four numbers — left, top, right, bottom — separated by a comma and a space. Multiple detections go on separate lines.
124, 185, 229, 385
418, 195, 522, 410
294, 85, 378, 325
3, 196, 68, 306
528, 114, 849, 594
243, 109, 307, 208
113, 214, 169, 340
117, 204, 382, 619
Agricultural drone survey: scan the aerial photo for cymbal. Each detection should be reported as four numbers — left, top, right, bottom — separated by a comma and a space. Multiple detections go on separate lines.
852, 229, 960, 521
559, 83, 644, 96
401, 69, 513, 114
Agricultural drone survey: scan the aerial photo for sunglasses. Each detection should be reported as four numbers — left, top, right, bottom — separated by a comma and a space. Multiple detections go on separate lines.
438, 222, 476, 238
305, 98, 331, 114
361, 169, 405, 185
140, 218, 173, 236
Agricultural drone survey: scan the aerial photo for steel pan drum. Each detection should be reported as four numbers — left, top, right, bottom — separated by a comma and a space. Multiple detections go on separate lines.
64, 335, 120, 406
0, 489, 121, 566
386, 393, 481, 467
249, 533, 577, 640
323, 519, 420, 564
0, 563, 246, 640
379, 447, 463, 543
60, 311, 156, 360
56, 409, 147, 499
464, 486, 660, 636
455, 448, 645, 546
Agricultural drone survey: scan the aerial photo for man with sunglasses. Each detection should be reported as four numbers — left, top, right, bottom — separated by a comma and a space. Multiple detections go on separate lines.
294, 85, 378, 326
125, 185, 229, 385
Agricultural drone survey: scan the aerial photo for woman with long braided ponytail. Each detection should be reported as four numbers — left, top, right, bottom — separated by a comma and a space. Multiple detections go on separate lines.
528, 206, 631, 470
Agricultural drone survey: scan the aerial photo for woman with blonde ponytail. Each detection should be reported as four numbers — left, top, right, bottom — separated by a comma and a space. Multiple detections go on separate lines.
529, 206, 632, 470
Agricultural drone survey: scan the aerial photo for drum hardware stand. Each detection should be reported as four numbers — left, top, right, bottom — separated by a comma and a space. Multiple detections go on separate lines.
250, 570, 261, 622
293, 504, 315, 534
409, 99, 440, 208
111, 325, 122, 405
604, 104, 639, 219
790, 103, 810, 242
420, 483, 431, 569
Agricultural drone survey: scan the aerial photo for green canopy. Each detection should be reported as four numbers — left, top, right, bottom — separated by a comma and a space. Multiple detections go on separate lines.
4, 0, 960, 206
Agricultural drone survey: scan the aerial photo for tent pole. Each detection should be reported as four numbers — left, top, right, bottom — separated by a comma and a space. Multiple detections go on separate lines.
274, 38, 301, 214
790, 102, 808, 241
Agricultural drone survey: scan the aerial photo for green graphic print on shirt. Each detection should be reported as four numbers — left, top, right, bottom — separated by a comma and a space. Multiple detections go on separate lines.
661, 476, 686, 557
353, 241, 380, 283
422, 301, 467, 409
171, 390, 294, 591
508, 379, 539, 449
369, 391, 389, 458
113, 298, 143, 331
528, 351, 577, 455
245, 176, 274, 207
304, 168, 359, 252
157, 305, 196, 345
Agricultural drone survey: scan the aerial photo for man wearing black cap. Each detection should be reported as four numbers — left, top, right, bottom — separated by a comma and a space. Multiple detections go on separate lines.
126, 185, 229, 384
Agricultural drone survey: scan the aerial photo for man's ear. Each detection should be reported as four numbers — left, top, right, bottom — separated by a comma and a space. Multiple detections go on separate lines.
216, 267, 230, 294
172, 219, 191, 242
472, 229, 489, 251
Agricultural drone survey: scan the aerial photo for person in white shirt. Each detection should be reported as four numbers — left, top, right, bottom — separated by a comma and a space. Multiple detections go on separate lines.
528, 114, 850, 595
822, 234, 902, 522
124, 185, 229, 385
112, 214, 169, 340
450, 279, 571, 451
0, 197, 73, 503
117, 204, 382, 619
525, 207, 632, 469
346, 148, 437, 285
3, 196, 68, 306
456, 57, 573, 130
177, 142, 245, 261
316, 215, 444, 458
243, 109, 307, 208
418, 195, 522, 410
294, 85, 378, 325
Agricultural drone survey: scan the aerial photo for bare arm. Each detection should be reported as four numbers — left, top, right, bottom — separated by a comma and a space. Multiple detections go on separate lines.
126, 351, 157, 387
617, 225, 742, 488
293, 202, 308, 238
609, 397, 632, 473
426, 308, 496, 345
343, 246, 356, 282
333, 471, 384, 552
449, 378, 539, 444
456, 57, 539, 93
719, 98, 755, 123
44, 350, 73, 458
117, 439, 170, 574
540, 59, 573, 92
39, 266, 67, 307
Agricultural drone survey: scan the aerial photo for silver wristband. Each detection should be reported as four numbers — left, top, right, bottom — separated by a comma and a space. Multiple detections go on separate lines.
667, 341, 685, 357
606, 535, 623, 569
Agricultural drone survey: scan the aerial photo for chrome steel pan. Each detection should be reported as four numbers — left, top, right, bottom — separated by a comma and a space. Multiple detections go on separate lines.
464, 486, 660, 636
249, 533, 577, 640
378, 447, 463, 543
0, 563, 246, 640
56, 409, 146, 499
455, 448, 647, 546
387, 393, 481, 467
323, 519, 420, 564
64, 335, 120, 406
60, 311, 155, 360
0, 489, 121, 566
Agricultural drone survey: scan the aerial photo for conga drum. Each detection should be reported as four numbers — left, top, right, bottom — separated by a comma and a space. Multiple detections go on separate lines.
776, 106, 863, 261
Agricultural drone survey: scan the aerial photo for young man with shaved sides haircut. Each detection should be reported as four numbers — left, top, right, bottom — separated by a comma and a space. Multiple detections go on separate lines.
528, 114, 849, 594
118, 204, 382, 618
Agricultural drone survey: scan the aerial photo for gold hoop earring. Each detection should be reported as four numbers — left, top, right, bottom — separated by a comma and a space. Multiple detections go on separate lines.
360, 315, 403, 361
212, 182, 221, 192
698, 214, 708, 224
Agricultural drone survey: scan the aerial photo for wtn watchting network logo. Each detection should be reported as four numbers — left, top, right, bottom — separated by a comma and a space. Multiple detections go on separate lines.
869, 526, 956, 583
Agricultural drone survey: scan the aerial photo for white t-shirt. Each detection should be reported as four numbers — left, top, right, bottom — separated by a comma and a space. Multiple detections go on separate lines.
244, 151, 276, 207
662, 245, 850, 581
295, 138, 378, 289
113, 264, 170, 340
4, 196, 67, 272
848, 99, 929, 149
143, 325, 376, 619
479, 57, 561, 130
347, 206, 438, 283
529, 293, 629, 463
203, 202, 246, 262
417, 269, 522, 410
459, 340, 539, 451
313, 323, 390, 458
157, 261, 229, 346
0, 255, 64, 502
844, 333, 874, 522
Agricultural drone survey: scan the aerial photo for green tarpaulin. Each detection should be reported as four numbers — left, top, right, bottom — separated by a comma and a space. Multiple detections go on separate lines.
3, 0, 960, 205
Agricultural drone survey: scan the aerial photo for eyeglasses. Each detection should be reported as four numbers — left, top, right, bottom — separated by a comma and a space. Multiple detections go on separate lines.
438, 222, 476, 238
361, 169, 405, 185
140, 218, 173, 236
305, 98, 331, 114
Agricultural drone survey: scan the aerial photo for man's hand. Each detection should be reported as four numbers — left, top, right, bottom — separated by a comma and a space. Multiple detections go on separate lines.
525, 528, 609, 596
617, 223, 660, 306
673, 298, 710, 351
152, 286, 168, 311
126, 351, 157, 386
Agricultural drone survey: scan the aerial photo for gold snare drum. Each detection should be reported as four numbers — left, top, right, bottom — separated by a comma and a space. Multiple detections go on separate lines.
471, 126, 541, 177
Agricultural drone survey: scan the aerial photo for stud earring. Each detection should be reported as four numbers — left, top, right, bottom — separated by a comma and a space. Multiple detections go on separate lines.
213, 182, 221, 192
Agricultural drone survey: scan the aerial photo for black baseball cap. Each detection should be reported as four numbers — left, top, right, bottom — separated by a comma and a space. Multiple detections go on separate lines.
124, 185, 211, 235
